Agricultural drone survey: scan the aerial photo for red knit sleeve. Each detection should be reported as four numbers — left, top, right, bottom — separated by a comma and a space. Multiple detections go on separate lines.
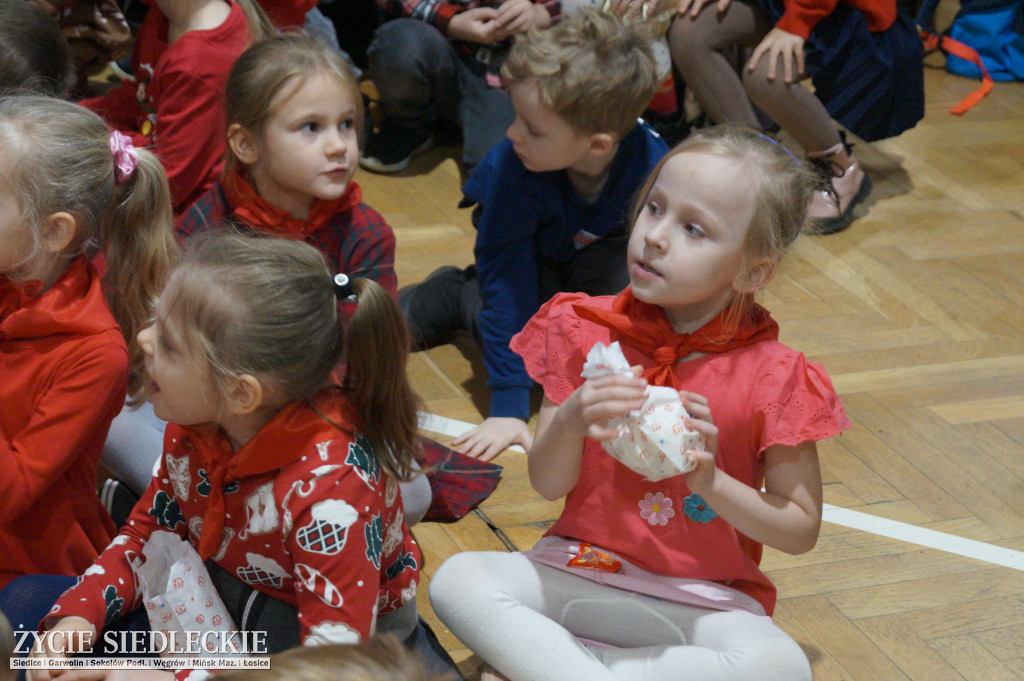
754, 352, 851, 452
774, 0, 839, 39
509, 292, 592, 405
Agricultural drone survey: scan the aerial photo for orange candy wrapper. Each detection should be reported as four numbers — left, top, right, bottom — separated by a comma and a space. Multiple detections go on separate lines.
567, 542, 623, 573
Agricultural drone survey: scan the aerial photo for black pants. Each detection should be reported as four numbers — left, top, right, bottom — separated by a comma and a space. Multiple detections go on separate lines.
402, 235, 629, 351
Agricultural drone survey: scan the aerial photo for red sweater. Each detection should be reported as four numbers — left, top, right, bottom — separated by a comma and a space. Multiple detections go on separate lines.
79, 2, 251, 215
775, 0, 897, 38
0, 258, 125, 590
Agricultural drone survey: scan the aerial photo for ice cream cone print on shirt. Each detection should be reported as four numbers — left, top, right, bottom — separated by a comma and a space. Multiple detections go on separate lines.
296, 499, 359, 555
236, 552, 288, 588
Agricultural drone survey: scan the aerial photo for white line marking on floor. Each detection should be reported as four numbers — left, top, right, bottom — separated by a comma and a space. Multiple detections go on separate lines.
822, 504, 1024, 571
420, 412, 1024, 572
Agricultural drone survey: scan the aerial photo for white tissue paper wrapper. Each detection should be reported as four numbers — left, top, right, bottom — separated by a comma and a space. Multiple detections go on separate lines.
138, 531, 241, 657
582, 341, 706, 481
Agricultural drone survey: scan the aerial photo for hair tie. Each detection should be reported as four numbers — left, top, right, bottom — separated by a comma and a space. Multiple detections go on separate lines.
333, 273, 355, 301
109, 130, 138, 184
755, 132, 799, 166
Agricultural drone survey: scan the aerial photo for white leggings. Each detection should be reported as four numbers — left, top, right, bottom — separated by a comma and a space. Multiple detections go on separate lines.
429, 551, 811, 681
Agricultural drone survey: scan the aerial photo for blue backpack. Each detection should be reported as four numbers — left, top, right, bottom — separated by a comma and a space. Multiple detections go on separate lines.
917, 0, 1024, 81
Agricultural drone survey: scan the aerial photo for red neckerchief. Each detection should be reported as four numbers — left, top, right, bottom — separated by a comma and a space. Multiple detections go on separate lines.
0, 258, 118, 338
181, 389, 355, 559
573, 288, 779, 389
221, 170, 362, 238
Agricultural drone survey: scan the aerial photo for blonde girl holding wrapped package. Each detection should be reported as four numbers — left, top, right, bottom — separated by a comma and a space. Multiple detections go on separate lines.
429, 125, 850, 681
27, 233, 445, 681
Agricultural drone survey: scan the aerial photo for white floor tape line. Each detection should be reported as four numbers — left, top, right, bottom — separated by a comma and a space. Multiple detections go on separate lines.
419, 412, 1024, 572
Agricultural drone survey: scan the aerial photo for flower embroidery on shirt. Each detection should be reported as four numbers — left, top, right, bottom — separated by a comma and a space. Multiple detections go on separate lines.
638, 492, 675, 526
683, 493, 717, 523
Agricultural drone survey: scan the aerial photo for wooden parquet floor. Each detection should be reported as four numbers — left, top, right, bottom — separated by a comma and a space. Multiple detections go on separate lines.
358, 48, 1024, 680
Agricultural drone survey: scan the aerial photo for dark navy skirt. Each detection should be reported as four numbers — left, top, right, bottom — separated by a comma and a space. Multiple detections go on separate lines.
747, 0, 926, 141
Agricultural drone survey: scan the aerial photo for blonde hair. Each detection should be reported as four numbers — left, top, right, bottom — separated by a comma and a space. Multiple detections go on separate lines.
234, 0, 275, 44
224, 32, 364, 176
166, 232, 421, 479
0, 94, 178, 403
501, 8, 660, 138
218, 636, 452, 681
631, 125, 817, 320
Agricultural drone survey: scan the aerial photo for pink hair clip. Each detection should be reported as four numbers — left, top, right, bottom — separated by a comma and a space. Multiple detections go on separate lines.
109, 130, 138, 184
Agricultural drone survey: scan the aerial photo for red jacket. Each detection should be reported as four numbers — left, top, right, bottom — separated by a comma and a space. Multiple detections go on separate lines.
776, 0, 897, 38
0, 258, 125, 589
79, 2, 252, 215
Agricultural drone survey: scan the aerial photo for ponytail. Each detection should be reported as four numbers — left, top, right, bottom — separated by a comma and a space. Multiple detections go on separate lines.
0, 95, 178, 405
234, 0, 275, 43
343, 278, 423, 481
165, 233, 423, 480
103, 149, 178, 404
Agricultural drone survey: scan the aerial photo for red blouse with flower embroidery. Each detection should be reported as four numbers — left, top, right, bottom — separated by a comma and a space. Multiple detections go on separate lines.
511, 292, 850, 615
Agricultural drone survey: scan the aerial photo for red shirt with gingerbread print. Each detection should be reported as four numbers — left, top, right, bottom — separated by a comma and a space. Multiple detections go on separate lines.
46, 388, 419, 676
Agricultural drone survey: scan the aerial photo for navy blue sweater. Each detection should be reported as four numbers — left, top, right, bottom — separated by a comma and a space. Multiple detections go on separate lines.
463, 120, 667, 418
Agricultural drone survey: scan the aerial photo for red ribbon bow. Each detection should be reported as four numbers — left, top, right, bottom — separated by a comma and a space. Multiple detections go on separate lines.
573, 288, 779, 389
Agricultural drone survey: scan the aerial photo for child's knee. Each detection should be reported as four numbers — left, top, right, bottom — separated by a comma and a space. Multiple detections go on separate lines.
759, 634, 811, 681
428, 552, 494, 614
741, 58, 789, 102
729, 622, 811, 681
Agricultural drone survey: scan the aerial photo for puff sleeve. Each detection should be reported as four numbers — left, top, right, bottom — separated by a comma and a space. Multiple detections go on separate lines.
754, 352, 850, 452
509, 292, 596, 406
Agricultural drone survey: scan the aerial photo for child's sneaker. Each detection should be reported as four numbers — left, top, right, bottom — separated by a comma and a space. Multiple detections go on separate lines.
806, 142, 873, 235
359, 122, 434, 174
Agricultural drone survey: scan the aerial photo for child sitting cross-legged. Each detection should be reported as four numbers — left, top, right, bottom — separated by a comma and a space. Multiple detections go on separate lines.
429, 125, 850, 681
400, 9, 669, 461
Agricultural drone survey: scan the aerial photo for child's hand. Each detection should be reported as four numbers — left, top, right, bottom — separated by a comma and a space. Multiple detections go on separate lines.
569, 367, 647, 441
676, 0, 731, 19
607, 0, 648, 19
452, 417, 533, 461
27, 617, 96, 681
679, 390, 719, 495
448, 7, 501, 43
494, 0, 550, 40
747, 27, 805, 83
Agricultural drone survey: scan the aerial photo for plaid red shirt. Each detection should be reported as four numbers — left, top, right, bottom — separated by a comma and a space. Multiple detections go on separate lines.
175, 181, 398, 297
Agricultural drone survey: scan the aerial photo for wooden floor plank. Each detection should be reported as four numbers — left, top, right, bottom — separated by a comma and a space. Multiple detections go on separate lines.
855, 613, 967, 681
927, 634, 1024, 681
